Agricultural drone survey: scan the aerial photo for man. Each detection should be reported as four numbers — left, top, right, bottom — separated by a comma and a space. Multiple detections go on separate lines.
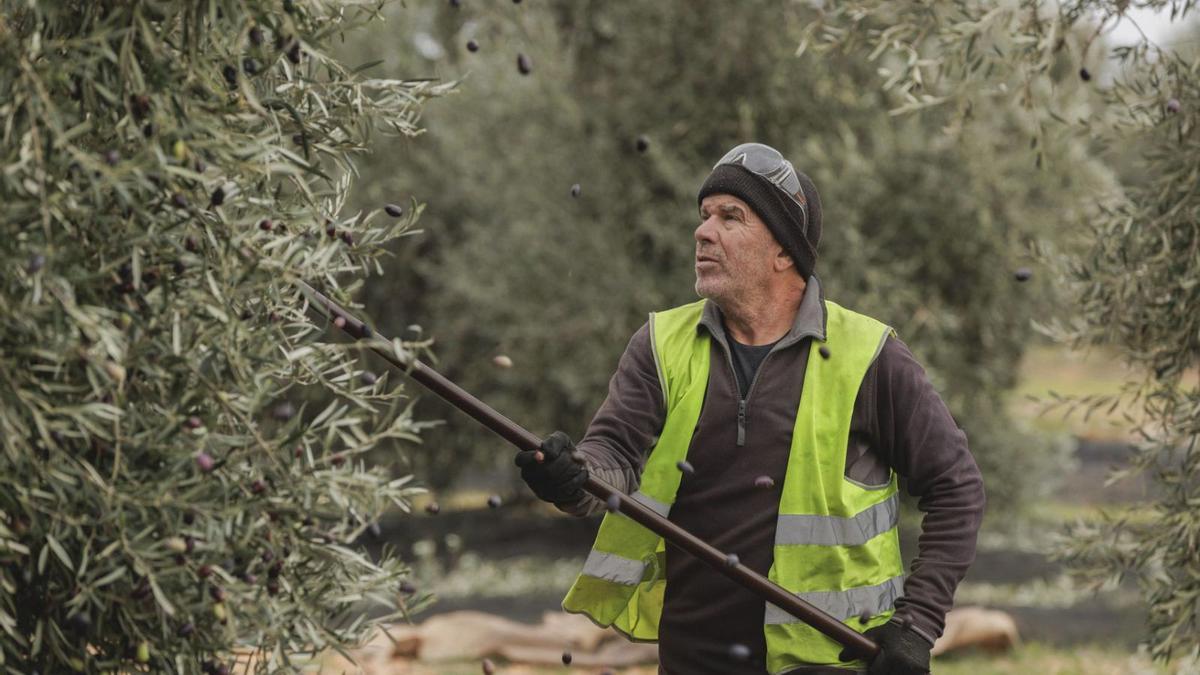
516, 142, 985, 674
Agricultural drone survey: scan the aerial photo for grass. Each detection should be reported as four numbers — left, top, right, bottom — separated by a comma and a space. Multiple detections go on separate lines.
318, 642, 1188, 674
932, 642, 1187, 674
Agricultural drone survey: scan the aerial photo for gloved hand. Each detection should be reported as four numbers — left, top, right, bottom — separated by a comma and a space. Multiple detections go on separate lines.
514, 430, 589, 504
838, 618, 931, 675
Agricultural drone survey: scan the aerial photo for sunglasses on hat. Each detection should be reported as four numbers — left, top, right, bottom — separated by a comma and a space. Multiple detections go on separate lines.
713, 143, 809, 235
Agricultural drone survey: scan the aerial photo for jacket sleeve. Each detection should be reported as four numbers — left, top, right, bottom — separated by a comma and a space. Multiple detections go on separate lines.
554, 320, 666, 516
867, 336, 987, 645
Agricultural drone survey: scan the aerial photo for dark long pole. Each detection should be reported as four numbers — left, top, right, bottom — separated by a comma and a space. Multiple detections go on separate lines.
296, 281, 879, 659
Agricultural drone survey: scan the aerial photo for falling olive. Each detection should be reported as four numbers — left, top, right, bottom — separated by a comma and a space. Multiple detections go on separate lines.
1013, 267, 1032, 282
259, 219, 273, 231
360, 371, 378, 385
605, 494, 621, 513
676, 460, 694, 474
481, 658, 495, 675
1079, 67, 1091, 81
272, 402, 296, 420
1167, 98, 1182, 114
385, 203, 404, 217
819, 345, 831, 359
570, 183, 581, 198
754, 475, 775, 489
724, 553, 739, 567
487, 494, 503, 509
466, 39, 479, 52
728, 643, 751, 661
493, 354, 513, 368
286, 42, 302, 65
333, 316, 347, 329
636, 135, 650, 153
425, 502, 441, 515
517, 53, 532, 75
561, 651, 572, 665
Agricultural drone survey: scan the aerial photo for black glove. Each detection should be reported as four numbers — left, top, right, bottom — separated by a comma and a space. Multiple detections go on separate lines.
515, 431, 588, 504
838, 619, 931, 675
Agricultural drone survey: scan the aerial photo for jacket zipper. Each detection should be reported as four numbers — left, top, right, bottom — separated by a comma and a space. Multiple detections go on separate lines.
738, 351, 776, 446
721, 340, 778, 447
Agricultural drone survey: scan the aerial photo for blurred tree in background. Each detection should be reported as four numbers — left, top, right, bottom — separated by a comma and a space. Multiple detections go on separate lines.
801, 0, 1200, 663
1, 1, 448, 672
339, 0, 1110, 514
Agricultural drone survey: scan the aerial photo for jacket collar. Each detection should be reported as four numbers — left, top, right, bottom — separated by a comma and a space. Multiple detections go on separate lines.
697, 274, 828, 353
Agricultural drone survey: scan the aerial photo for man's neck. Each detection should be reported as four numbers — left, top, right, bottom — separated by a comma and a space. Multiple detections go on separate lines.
718, 284, 806, 346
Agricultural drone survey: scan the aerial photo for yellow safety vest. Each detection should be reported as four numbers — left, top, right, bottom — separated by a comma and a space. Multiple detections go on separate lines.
562, 298, 903, 672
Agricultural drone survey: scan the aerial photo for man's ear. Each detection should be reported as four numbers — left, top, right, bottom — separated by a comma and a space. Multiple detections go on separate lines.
773, 247, 794, 273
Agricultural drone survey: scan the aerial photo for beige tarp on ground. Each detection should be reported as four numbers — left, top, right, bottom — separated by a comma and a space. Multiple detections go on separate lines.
320, 606, 1017, 673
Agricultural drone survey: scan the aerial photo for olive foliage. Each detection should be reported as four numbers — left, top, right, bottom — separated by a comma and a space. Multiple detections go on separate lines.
0, 1, 448, 672
805, 0, 1200, 662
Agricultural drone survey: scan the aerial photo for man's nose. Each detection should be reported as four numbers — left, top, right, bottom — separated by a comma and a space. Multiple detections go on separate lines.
695, 215, 717, 244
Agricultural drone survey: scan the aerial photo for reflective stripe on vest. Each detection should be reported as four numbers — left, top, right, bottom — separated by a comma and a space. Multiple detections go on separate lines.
764, 574, 905, 624
775, 492, 899, 547
580, 549, 645, 586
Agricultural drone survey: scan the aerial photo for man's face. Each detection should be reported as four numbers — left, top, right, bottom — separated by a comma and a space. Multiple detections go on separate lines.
694, 194, 784, 303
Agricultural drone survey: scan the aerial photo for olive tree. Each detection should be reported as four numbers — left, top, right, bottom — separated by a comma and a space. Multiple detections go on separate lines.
802, 0, 1200, 662
0, 1, 449, 672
